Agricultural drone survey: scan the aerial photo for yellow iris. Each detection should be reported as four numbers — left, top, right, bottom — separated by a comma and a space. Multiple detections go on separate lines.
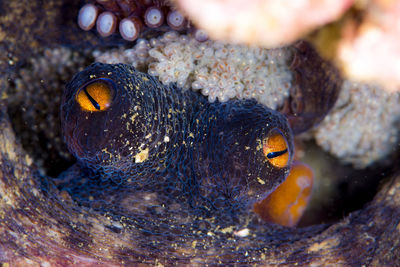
76, 79, 113, 112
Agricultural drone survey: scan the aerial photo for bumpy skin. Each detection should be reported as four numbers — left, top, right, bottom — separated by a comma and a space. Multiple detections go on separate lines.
282, 41, 343, 134
60, 63, 293, 216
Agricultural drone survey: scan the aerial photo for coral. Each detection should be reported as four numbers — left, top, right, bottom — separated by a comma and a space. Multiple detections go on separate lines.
314, 81, 400, 167
94, 31, 293, 108
78, 0, 400, 92
6, 47, 87, 176
172, 0, 353, 47
335, 0, 400, 91
172, 0, 400, 92
2, 97, 400, 265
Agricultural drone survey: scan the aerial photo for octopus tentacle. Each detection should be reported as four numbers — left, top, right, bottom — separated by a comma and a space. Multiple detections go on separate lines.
280, 41, 343, 134
77, 0, 207, 42
254, 162, 314, 227
96, 11, 118, 37
78, 3, 99, 31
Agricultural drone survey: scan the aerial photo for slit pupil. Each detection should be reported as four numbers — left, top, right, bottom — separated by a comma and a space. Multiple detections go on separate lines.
267, 149, 288, 159
83, 87, 101, 110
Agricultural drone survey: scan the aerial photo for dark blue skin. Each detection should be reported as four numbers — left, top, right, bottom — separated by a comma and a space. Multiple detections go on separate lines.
60, 63, 294, 217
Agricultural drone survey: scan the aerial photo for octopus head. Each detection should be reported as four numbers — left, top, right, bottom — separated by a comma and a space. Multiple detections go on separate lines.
61, 63, 140, 171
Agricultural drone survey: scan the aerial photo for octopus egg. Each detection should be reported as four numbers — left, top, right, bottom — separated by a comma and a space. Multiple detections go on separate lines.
119, 17, 143, 41
144, 6, 165, 28
77, 3, 99, 31
96, 11, 117, 37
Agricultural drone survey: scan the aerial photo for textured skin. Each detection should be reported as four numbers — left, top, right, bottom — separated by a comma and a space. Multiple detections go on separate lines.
282, 41, 343, 134
60, 63, 294, 218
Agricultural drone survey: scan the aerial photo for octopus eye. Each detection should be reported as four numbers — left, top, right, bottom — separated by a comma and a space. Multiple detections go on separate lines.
263, 128, 289, 168
76, 78, 115, 112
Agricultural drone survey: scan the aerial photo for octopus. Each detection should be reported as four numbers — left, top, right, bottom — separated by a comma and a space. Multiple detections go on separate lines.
1, 0, 400, 265
78, 0, 208, 42
58, 62, 313, 228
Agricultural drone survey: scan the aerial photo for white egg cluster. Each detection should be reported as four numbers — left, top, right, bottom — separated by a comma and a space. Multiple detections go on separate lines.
314, 81, 400, 168
93, 31, 400, 167
94, 31, 293, 109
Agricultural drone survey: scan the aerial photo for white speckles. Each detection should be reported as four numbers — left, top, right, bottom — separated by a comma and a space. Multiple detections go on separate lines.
164, 136, 170, 142
31, 187, 40, 197
308, 237, 340, 253
130, 113, 138, 122
41, 262, 51, 267
257, 177, 265, 185
256, 139, 263, 151
234, 228, 250, 237
111, 221, 123, 230
101, 148, 112, 159
25, 154, 33, 166
145, 133, 152, 139
220, 226, 234, 234
135, 147, 149, 163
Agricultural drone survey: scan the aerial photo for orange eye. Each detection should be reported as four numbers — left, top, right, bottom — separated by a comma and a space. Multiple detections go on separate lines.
76, 78, 115, 112
263, 128, 289, 168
